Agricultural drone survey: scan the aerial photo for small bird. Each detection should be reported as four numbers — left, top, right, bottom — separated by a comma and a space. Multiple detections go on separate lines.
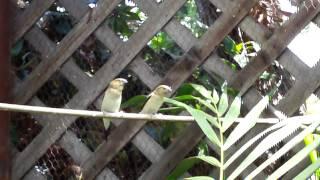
101, 78, 128, 130
140, 85, 172, 114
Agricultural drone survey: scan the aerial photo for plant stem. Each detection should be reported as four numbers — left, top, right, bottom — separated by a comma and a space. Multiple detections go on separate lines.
219, 117, 224, 180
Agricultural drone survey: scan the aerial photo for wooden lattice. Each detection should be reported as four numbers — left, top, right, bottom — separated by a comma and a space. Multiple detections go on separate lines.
10, 0, 320, 179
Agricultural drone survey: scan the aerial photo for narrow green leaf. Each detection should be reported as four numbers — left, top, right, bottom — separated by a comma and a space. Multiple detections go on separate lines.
222, 96, 241, 132
185, 176, 215, 180
294, 158, 320, 180
174, 95, 196, 101
201, 112, 219, 128
196, 156, 220, 167
167, 156, 219, 180
218, 90, 228, 116
304, 134, 318, 163
188, 108, 220, 147
167, 157, 200, 180
212, 89, 219, 105
174, 95, 218, 114
190, 83, 212, 100
164, 98, 220, 147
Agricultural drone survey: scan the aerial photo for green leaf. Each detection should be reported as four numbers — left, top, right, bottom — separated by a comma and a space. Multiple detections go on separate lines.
222, 96, 241, 132
190, 83, 212, 100
185, 176, 215, 180
222, 36, 237, 56
167, 157, 201, 180
188, 108, 220, 146
235, 43, 243, 54
174, 95, 196, 101
269, 129, 320, 180
200, 111, 219, 128
223, 96, 269, 150
212, 89, 219, 105
304, 134, 318, 163
242, 121, 305, 179
196, 156, 220, 167
218, 90, 228, 116
174, 95, 218, 115
121, 95, 147, 109
167, 156, 219, 180
294, 158, 320, 180
164, 98, 220, 147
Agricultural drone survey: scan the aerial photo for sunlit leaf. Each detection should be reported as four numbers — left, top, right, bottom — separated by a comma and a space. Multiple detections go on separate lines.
218, 90, 228, 116
212, 89, 219, 105
223, 96, 269, 150
190, 83, 212, 100
222, 96, 241, 132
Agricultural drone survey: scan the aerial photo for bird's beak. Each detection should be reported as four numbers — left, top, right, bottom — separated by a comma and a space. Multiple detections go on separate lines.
117, 78, 128, 84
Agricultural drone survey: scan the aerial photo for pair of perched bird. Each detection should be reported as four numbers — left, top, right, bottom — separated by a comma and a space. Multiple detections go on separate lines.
101, 78, 172, 130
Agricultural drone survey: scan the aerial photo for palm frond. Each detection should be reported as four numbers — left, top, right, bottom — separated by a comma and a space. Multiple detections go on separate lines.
268, 131, 320, 179
247, 120, 320, 179
228, 120, 303, 179
223, 96, 269, 150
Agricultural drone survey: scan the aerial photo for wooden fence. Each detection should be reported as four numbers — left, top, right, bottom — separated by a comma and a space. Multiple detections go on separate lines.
10, 0, 320, 179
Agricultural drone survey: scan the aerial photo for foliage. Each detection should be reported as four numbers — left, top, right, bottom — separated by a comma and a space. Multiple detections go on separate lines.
165, 84, 320, 179
108, 2, 146, 40
175, 0, 208, 38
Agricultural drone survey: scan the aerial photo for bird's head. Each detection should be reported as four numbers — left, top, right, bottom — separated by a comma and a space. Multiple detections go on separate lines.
152, 85, 172, 97
109, 78, 128, 91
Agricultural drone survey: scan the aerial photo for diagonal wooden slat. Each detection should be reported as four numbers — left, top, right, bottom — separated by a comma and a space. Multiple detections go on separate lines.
23, 96, 120, 179
211, 0, 310, 78
121, 1, 258, 179
12, 0, 55, 43
77, 1, 188, 179
13, 0, 123, 104
275, 14, 320, 115
87, 0, 258, 178
12, 0, 187, 179
277, 62, 320, 115
24, 26, 90, 88
13, 0, 161, 178
59, 131, 119, 180
229, 0, 320, 95
23, 30, 120, 179
10, 0, 320, 179
159, 0, 258, 90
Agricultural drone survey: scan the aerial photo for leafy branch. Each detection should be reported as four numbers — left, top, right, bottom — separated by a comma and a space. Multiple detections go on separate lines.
166, 84, 320, 179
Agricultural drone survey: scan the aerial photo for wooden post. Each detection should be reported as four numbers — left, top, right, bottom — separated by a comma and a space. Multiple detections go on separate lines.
0, 0, 11, 179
